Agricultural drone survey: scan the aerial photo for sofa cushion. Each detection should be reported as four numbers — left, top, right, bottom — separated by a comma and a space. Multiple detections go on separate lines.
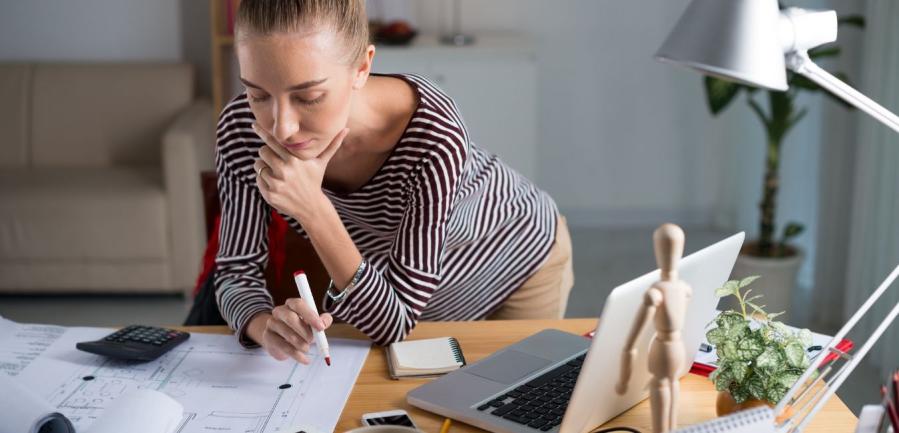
30, 63, 193, 167
0, 167, 169, 260
0, 64, 31, 167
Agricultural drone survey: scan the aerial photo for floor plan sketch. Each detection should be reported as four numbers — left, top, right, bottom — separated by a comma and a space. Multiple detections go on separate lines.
5, 321, 370, 433
0, 317, 66, 377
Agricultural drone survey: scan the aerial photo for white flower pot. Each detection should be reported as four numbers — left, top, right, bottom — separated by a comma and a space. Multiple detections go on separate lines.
725, 245, 804, 321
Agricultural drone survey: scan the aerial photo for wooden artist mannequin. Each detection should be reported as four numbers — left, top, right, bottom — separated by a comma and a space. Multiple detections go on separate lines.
615, 224, 692, 433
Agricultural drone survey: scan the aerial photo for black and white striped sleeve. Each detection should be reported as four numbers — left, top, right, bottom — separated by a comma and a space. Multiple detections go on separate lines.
323, 126, 468, 346
212, 98, 274, 348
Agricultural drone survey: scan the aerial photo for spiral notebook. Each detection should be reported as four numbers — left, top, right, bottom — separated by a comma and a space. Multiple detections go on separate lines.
672, 407, 775, 433
386, 336, 466, 379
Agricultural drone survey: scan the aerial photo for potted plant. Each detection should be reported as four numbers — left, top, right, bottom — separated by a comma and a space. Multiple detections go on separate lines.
702, 10, 864, 317
707, 276, 811, 417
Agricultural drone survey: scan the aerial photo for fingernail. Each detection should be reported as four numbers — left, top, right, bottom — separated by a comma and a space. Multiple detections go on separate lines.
317, 319, 325, 330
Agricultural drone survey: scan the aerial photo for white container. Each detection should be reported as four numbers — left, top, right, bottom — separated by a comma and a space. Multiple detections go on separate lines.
726, 248, 804, 321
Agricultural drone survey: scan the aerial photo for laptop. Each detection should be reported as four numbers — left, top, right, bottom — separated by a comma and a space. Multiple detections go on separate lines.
407, 232, 745, 433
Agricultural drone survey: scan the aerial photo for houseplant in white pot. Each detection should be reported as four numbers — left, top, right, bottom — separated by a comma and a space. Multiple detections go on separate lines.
702, 11, 863, 318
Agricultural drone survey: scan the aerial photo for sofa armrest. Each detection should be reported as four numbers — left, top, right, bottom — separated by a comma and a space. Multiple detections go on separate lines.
162, 100, 214, 297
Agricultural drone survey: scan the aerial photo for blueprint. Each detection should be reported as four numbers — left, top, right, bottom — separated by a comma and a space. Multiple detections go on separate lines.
0, 317, 67, 377
0, 317, 371, 433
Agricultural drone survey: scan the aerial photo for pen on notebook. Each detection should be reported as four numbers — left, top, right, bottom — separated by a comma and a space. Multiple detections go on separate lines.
293, 270, 331, 366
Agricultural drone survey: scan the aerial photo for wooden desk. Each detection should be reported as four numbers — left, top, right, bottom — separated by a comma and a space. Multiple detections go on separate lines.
180, 319, 858, 432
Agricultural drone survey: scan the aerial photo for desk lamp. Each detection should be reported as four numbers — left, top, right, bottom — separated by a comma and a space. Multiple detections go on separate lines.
656, 1, 899, 431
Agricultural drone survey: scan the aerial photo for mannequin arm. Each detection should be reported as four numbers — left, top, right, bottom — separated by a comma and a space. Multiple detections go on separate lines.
616, 288, 662, 394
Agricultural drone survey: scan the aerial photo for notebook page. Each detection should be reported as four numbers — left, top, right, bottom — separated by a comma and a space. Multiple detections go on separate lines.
672, 407, 775, 433
392, 338, 462, 370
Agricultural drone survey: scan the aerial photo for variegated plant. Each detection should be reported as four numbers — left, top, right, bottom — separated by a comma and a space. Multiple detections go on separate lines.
707, 276, 812, 404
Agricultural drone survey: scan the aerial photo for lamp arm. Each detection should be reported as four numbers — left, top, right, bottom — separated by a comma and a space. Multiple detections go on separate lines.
794, 297, 899, 431
785, 51, 899, 134
773, 263, 899, 424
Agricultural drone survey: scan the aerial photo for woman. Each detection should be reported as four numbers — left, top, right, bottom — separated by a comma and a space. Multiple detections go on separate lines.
214, 0, 573, 364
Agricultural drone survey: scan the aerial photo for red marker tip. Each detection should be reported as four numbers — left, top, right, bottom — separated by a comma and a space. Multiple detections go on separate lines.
293, 270, 305, 277
325, 357, 331, 366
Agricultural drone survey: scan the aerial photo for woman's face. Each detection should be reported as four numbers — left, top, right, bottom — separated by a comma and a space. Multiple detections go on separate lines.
236, 29, 365, 160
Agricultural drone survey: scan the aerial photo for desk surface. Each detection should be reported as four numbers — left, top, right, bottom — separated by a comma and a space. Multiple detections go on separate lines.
179, 319, 857, 432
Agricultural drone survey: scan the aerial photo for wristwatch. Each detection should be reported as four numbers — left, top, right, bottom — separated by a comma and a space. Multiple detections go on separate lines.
326, 259, 367, 305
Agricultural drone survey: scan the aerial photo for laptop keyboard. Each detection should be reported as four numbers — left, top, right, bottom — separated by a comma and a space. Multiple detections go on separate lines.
476, 353, 585, 431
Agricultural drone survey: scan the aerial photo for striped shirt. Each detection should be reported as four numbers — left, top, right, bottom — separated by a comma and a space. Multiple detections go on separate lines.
214, 73, 558, 347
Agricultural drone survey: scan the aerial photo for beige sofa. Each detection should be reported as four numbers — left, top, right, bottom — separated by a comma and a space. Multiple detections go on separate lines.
0, 63, 214, 295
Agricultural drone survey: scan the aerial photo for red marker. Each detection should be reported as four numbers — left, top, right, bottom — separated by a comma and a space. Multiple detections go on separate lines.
293, 271, 331, 367
883, 385, 899, 432
892, 370, 898, 412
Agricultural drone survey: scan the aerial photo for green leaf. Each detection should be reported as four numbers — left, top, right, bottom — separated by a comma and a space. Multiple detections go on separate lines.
731, 386, 751, 404
784, 341, 806, 368
746, 301, 767, 317
717, 311, 746, 330
715, 286, 734, 298
767, 311, 786, 322
739, 276, 761, 288
755, 347, 784, 373
747, 97, 771, 130
725, 322, 751, 341
732, 362, 750, 383
777, 371, 802, 389
808, 46, 841, 60
744, 294, 763, 304
707, 327, 726, 346
782, 222, 805, 242
704, 76, 743, 115
711, 365, 733, 391
798, 329, 813, 347
719, 341, 738, 360
838, 15, 865, 28
715, 280, 739, 298
772, 321, 791, 337
766, 383, 788, 404
735, 337, 766, 362
747, 375, 768, 401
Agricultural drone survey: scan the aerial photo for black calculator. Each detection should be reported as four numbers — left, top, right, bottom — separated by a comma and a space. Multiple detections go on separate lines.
76, 325, 190, 362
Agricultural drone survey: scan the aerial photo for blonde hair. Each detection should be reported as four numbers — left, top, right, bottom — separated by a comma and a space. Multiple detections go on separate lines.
236, 0, 369, 65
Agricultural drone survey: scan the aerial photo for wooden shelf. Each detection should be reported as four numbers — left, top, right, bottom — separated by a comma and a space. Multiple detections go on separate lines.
210, 0, 240, 119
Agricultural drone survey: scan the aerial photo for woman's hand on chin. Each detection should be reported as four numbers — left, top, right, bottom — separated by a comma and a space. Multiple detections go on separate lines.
252, 123, 349, 222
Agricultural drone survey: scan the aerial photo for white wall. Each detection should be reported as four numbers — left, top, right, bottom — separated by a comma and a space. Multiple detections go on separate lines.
0, 0, 181, 61
3, 0, 843, 290
408, 1, 732, 228
402, 0, 835, 288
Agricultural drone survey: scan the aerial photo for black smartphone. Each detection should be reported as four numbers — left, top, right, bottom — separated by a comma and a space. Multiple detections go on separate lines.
361, 410, 418, 428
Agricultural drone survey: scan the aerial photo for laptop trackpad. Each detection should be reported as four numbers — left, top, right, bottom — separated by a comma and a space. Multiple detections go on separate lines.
466, 350, 552, 384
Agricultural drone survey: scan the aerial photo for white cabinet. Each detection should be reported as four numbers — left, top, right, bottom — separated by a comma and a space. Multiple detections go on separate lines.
373, 34, 538, 181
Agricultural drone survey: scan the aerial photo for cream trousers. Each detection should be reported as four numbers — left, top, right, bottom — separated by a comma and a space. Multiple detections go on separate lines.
488, 215, 574, 320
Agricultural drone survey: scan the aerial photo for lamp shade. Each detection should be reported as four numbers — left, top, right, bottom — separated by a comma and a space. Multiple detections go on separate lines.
655, 0, 788, 91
